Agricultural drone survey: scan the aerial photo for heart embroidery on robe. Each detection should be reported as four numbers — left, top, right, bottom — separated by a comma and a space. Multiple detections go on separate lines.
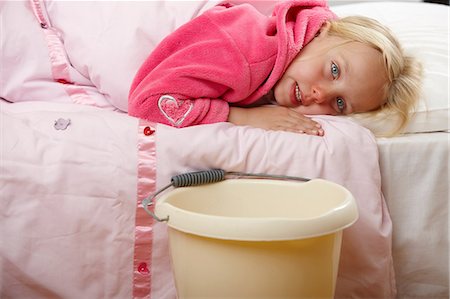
157, 95, 193, 127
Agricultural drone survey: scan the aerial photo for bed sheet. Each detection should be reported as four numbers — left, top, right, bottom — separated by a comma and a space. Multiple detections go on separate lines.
1, 100, 395, 299
378, 132, 449, 299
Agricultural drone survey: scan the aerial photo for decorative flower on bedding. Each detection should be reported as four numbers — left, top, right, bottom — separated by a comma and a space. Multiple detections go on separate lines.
54, 118, 71, 130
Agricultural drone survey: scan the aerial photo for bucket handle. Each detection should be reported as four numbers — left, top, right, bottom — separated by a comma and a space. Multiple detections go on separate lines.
142, 169, 310, 222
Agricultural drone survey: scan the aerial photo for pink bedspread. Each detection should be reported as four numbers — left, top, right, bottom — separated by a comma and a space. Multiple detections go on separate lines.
1, 100, 395, 299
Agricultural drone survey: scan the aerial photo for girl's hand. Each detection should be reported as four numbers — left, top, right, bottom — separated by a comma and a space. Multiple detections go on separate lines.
228, 106, 324, 136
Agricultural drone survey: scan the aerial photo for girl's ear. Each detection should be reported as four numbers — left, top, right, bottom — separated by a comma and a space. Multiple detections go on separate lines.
316, 21, 331, 37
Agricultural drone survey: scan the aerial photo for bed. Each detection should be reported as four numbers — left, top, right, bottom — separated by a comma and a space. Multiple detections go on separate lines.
1, 1, 448, 298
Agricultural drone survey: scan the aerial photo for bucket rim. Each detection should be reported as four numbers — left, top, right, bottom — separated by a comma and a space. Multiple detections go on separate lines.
155, 179, 359, 241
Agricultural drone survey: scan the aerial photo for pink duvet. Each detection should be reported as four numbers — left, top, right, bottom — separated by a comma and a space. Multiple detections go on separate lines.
1, 100, 395, 299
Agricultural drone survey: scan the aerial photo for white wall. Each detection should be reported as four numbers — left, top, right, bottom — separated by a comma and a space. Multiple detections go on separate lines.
328, 0, 422, 5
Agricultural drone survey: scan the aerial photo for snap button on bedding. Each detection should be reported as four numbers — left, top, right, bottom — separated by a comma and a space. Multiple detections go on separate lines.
144, 126, 155, 136
137, 262, 149, 274
56, 78, 73, 85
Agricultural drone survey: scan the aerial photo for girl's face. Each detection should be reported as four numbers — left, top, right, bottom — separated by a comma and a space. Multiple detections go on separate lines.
273, 24, 388, 115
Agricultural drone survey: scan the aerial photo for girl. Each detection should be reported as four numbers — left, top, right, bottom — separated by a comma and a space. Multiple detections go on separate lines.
128, 0, 422, 136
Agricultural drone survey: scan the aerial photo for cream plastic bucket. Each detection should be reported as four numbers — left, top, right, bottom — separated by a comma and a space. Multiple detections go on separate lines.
155, 178, 358, 299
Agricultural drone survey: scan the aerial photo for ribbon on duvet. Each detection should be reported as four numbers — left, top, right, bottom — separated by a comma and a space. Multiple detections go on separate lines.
133, 120, 157, 298
29, 0, 110, 108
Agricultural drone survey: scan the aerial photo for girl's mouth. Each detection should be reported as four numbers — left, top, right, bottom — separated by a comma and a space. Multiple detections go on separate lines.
294, 83, 302, 104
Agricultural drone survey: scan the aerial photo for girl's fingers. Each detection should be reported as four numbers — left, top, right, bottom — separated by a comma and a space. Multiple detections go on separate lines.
254, 106, 324, 136
277, 119, 324, 136
287, 110, 322, 129
282, 114, 323, 135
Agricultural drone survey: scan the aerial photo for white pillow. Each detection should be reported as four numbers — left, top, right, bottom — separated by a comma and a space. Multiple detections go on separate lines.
331, 2, 449, 134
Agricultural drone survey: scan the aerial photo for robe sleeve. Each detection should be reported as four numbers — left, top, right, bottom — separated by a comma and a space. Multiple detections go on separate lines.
128, 4, 276, 127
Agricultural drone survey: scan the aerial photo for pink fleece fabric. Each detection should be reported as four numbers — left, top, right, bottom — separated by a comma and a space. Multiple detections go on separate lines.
128, 0, 336, 127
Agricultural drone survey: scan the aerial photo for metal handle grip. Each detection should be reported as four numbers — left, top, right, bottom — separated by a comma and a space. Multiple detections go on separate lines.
142, 169, 310, 222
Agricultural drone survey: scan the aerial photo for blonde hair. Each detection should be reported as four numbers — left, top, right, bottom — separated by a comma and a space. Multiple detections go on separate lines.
327, 16, 423, 136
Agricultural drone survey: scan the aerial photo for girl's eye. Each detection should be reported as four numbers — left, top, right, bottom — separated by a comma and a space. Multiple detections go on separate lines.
336, 97, 346, 112
331, 62, 339, 79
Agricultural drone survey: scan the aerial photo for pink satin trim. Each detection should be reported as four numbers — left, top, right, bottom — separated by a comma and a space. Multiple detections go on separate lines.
29, 0, 108, 108
133, 120, 157, 298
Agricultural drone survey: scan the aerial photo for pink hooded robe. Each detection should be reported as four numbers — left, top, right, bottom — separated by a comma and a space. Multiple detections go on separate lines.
128, 0, 336, 127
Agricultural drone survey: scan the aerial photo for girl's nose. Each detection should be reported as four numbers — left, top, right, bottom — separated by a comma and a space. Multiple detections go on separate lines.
311, 85, 331, 104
